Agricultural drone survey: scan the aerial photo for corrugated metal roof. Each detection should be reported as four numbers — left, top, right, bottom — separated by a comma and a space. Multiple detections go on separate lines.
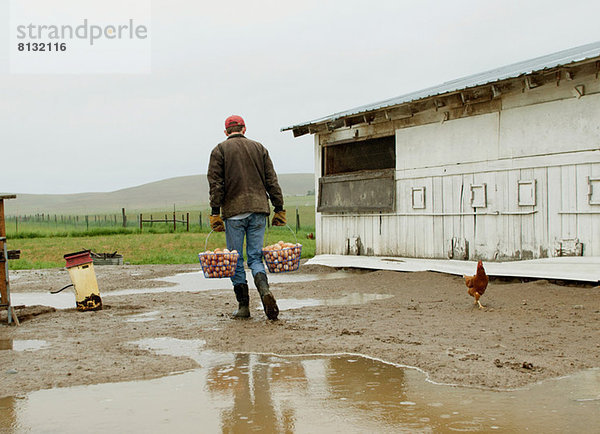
282, 40, 600, 132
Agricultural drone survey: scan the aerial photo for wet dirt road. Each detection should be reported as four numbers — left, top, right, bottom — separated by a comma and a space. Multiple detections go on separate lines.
2, 262, 599, 398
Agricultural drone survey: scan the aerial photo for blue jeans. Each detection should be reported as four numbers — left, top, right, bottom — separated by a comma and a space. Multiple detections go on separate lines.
225, 213, 267, 286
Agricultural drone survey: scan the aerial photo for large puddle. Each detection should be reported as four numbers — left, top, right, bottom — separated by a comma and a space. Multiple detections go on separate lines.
10, 270, 350, 310
1, 338, 598, 433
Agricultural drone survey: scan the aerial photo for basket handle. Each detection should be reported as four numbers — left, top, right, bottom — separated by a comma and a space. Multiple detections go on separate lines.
204, 230, 215, 252
264, 222, 298, 247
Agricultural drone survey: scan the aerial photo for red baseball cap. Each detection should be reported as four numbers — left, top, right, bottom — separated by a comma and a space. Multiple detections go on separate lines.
225, 115, 245, 128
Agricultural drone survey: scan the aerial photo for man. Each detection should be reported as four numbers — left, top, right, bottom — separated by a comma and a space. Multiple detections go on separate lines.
207, 115, 286, 320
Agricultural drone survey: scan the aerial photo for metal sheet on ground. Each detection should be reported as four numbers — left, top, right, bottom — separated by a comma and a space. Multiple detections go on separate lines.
306, 255, 600, 282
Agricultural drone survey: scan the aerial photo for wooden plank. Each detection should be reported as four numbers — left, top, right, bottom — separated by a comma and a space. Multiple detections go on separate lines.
0, 261, 6, 306
376, 214, 384, 254
561, 165, 578, 239
451, 175, 461, 247
421, 176, 434, 257
372, 214, 381, 255
472, 171, 497, 259
394, 180, 404, 255
400, 178, 414, 256
314, 134, 323, 255
442, 175, 454, 258
590, 163, 600, 255
507, 169, 520, 257
494, 170, 509, 259
533, 167, 549, 256
0, 200, 5, 238
576, 164, 593, 255
399, 179, 410, 256
591, 163, 600, 255
319, 168, 394, 184
0, 199, 7, 306
432, 176, 445, 258
364, 214, 374, 254
396, 149, 600, 179
318, 170, 395, 213
547, 166, 562, 255
464, 173, 476, 258
393, 214, 401, 255
0, 250, 20, 261
519, 167, 536, 258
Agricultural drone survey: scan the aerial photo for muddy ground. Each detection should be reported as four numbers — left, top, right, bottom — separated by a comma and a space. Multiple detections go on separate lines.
1, 262, 599, 397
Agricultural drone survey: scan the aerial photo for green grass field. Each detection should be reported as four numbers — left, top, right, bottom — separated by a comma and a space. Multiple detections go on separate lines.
7, 221, 316, 270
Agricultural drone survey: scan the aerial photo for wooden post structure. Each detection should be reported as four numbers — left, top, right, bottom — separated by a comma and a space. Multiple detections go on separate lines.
173, 211, 176, 231
122, 208, 127, 228
0, 194, 18, 325
139, 214, 143, 231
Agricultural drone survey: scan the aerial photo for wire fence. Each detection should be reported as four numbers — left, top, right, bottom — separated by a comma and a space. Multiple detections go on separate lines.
5, 207, 313, 237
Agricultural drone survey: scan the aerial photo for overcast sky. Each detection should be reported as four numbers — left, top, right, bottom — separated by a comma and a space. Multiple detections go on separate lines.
1, 0, 600, 194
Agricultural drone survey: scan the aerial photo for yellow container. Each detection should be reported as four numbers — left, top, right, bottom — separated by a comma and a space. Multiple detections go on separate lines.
64, 251, 102, 311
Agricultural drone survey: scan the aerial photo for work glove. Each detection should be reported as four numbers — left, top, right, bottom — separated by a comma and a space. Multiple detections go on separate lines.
272, 209, 286, 227
210, 215, 225, 232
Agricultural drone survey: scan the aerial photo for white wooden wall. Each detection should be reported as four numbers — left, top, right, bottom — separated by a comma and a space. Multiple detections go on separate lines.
316, 92, 600, 260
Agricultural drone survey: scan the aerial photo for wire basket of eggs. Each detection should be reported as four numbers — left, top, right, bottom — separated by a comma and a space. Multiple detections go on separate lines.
262, 225, 302, 273
198, 231, 239, 278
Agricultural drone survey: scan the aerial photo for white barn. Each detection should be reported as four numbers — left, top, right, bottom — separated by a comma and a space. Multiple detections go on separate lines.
284, 41, 600, 261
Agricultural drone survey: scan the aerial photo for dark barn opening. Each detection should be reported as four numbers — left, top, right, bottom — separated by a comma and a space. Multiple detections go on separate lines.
322, 135, 395, 176
319, 136, 396, 213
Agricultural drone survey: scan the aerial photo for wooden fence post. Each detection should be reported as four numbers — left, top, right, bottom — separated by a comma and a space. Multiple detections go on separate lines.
139, 214, 143, 231
186, 213, 190, 232
122, 208, 127, 228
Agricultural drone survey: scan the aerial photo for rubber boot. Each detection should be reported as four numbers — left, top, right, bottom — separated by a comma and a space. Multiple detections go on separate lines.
233, 283, 250, 318
254, 272, 279, 320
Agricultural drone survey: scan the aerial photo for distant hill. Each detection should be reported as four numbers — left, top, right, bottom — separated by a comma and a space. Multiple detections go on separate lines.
4, 173, 314, 216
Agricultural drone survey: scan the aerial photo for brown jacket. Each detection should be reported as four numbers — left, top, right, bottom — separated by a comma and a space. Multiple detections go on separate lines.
207, 134, 284, 219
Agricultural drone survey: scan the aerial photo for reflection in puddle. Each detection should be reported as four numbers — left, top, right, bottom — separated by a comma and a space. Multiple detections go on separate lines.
10, 271, 350, 310
0, 339, 49, 352
1, 338, 598, 433
277, 293, 393, 311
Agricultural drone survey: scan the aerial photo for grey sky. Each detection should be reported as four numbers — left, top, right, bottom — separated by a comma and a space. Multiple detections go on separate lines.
1, 0, 599, 194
